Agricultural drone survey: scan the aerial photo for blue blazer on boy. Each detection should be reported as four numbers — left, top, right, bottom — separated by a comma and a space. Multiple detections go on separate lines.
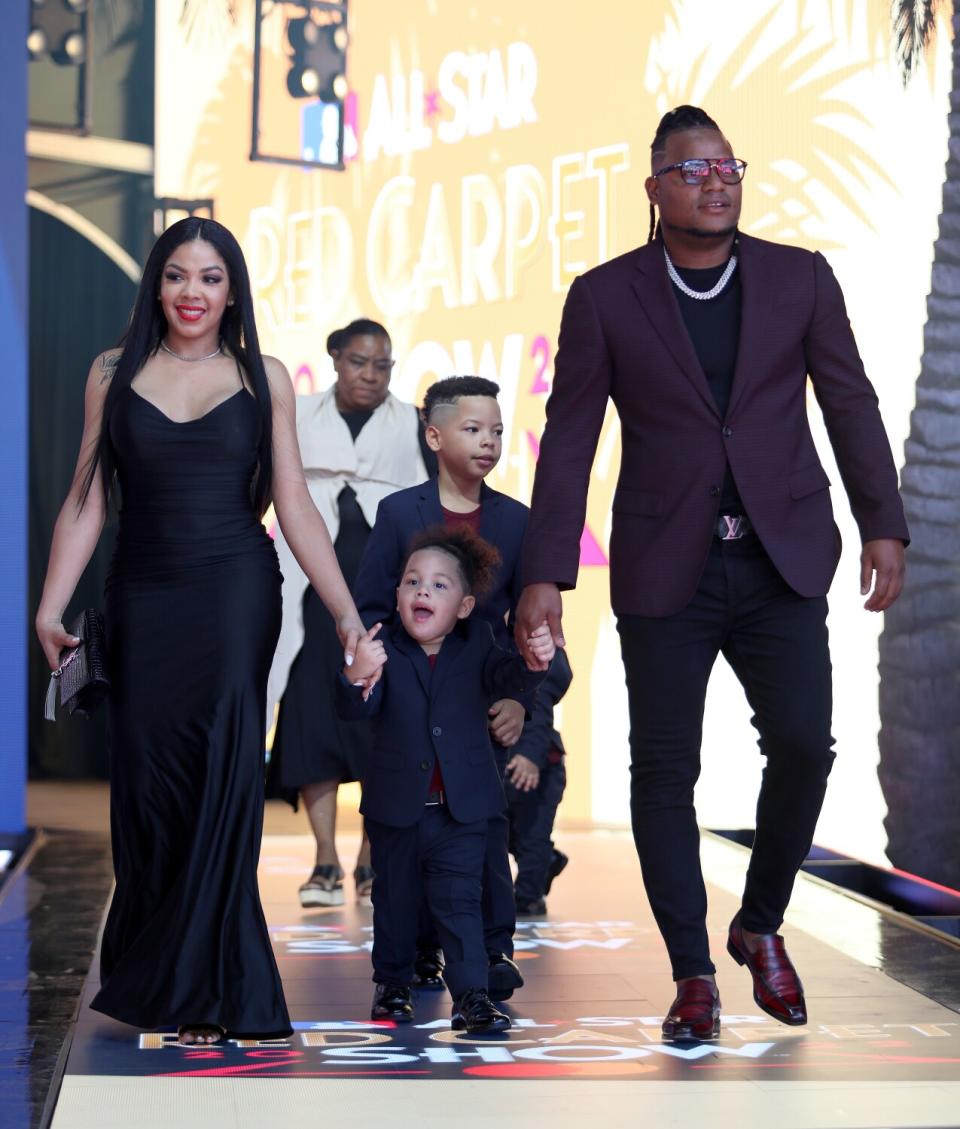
352, 478, 528, 649
335, 618, 547, 828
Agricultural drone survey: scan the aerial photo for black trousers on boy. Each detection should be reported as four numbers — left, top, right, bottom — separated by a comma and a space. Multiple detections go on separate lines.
616, 533, 836, 982
507, 758, 567, 903
368, 805, 488, 998
418, 744, 516, 960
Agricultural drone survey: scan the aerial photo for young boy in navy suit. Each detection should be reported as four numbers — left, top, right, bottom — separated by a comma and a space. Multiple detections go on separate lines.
353, 376, 572, 999
337, 527, 554, 1032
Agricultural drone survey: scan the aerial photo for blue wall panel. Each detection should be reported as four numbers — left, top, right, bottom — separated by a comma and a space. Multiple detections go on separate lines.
0, 3, 29, 834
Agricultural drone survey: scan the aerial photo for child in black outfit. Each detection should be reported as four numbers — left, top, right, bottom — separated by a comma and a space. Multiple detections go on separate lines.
337, 527, 554, 1032
507, 648, 573, 914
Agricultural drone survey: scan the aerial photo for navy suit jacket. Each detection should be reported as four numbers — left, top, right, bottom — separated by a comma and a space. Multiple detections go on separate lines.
522, 233, 909, 616
335, 618, 547, 828
352, 477, 528, 650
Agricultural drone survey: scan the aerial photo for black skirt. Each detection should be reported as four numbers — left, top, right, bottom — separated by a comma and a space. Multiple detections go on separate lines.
267, 485, 375, 806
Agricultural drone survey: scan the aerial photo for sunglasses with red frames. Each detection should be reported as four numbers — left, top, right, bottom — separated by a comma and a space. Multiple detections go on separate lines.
653, 158, 748, 185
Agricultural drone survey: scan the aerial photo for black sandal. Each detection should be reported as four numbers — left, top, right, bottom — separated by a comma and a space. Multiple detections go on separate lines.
177, 1023, 226, 1045
354, 865, 375, 906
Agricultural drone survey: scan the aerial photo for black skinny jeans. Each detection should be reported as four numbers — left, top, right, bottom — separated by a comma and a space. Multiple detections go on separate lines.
617, 534, 836, 981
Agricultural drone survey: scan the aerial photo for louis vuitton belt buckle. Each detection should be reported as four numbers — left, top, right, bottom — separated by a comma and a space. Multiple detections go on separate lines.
716, 514, 750, 541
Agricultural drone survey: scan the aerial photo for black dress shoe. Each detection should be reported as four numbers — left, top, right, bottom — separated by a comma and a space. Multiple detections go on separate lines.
371, 982, 414, 1023
544, 849, 568, 895
451, 988, 511, 1034
413, 946, 445, 990
661, 979, 721, 1042
487, 952, 524, 1001
515, 895, 547, 916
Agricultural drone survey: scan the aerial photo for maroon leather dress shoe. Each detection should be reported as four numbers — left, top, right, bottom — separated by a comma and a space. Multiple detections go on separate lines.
727, 911, 807, 1026
661, 979, 721, 1042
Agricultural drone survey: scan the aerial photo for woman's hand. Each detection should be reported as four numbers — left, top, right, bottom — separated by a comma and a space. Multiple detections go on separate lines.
336, 614, 364, 669
525, 621, 556, 669
36, 615, 80, 672
488, 698, 525, 747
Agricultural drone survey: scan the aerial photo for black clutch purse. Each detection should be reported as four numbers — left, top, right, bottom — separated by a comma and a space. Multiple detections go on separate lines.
44, 609, 110, 721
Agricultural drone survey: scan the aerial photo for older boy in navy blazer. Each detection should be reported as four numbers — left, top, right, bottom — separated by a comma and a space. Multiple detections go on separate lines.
337, 528, 554, 1032
353, 376, 547, 1001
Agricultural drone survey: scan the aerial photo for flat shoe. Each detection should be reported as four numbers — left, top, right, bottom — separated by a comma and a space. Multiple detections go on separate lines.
413, 946, 445, 990
487, 952, 523, 1002
371, 982, 414, 1023
451, 988, 511, 1034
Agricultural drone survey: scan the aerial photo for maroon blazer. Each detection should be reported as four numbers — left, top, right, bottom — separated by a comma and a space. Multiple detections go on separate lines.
522, 233, 909, 617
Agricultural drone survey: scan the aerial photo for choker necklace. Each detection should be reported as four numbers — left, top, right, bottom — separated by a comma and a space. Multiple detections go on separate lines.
160, 339, 222, 363
663, 246, 738, 301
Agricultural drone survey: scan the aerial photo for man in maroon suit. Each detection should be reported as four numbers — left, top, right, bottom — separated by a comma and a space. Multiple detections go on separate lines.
515, 106, 908, 1041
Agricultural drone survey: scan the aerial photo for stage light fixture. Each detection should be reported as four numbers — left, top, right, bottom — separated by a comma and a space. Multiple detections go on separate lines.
27, 0, 93, 131
53, 30, 86, 65
285, 11, 348, 101
252, 0, 349, 169
27, 27, 48, 60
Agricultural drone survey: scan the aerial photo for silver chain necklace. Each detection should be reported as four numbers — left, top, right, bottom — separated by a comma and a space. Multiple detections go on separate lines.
160, 339, 222, 363
663, 246, 738, 301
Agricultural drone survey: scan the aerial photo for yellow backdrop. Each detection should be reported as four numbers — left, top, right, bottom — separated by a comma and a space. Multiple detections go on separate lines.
156, 0, 951, 861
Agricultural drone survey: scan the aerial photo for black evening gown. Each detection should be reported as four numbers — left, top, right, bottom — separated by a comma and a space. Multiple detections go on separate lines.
92, 383, 291, 1038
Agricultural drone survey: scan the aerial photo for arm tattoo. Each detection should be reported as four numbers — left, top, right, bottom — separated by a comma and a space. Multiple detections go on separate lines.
99, 353, 120, 384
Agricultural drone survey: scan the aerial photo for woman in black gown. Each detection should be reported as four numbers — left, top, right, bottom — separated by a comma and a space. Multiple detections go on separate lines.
35, 218, 369, 1044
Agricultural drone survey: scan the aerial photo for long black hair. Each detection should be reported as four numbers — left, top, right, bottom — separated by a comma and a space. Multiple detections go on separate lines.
648, 105, 722, 243
80, 217, 274, 516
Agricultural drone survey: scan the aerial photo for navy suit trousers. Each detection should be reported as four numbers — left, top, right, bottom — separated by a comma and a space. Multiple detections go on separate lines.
616, 533, 835, 981
367, 806, 488, 998
417, 745, 516, 959
507, 758, 567, 902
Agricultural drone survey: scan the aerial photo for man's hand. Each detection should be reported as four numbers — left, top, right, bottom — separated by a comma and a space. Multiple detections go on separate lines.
861, 539, 906, 612
488, 698, 525, 746
505, 753, 540, 792
516, 583, 564, 670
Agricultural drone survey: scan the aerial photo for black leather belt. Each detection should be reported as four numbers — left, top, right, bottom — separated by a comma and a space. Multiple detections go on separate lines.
425, 790, 446, 806
716, 514, 752, 541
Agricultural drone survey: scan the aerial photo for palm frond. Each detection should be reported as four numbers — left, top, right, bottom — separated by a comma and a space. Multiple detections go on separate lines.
179, 0, 239, 43
650, 6, 897, 242
892, 0, 939, 84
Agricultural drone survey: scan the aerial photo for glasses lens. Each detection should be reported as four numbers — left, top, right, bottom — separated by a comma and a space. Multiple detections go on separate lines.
716, 160, 745, 184
680, 160, 711, 184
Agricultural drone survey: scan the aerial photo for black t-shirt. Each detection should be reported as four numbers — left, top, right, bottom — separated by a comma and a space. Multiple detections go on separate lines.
672, 260, 745, 515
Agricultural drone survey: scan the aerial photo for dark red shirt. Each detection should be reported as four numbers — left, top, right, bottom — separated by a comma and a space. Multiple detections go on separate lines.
430, 505, 481, 795
441, 503, 482, 534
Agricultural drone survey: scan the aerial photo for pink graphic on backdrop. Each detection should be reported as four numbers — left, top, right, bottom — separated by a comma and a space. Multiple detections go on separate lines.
424, 88, 441, 121
293, 364, 316, 396
524, 430, 608, 567
344, 92, 359, 163
529, 335, 551, 394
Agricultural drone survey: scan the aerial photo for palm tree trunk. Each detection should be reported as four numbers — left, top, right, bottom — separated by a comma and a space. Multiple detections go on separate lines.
877, 9, 960, 890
